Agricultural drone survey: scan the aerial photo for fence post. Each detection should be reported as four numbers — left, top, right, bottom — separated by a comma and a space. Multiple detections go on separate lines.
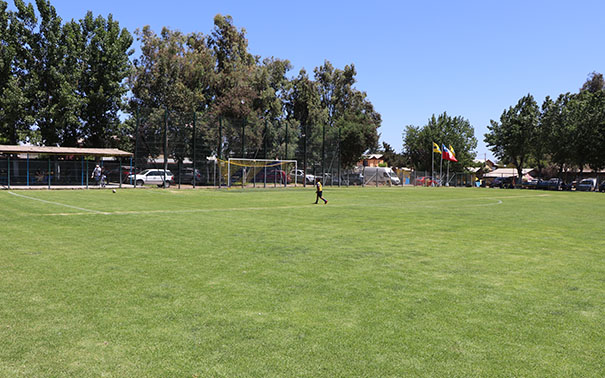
362, 166, 365, 187
303, 124, 307, 188
284, 121, 288, 159
163, 109, 168, 188
48, 157, 51, 189
241, 117, 246, 158
192, 111, 196, 189
263, 119, 268, 159
134, 105, 139, 189
218, 117, 222, 189
338, 127, 341, 187
322, 124, 325, 183
7, 155, 10, 189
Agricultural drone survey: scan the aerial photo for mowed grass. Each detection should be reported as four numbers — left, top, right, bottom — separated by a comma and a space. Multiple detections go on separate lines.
0, 186, 604, 377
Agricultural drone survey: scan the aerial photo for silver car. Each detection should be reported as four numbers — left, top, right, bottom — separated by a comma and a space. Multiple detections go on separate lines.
290, 169, 315, 184
127, 169, 174, 187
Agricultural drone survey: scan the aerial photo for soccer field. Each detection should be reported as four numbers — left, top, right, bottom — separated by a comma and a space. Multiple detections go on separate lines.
1, 187, 604, 376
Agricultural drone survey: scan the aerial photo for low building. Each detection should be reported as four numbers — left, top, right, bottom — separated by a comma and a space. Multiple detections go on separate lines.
357, 154, 384, 168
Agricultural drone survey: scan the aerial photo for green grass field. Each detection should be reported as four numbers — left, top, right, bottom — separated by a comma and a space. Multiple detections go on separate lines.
1, 187, 604, 377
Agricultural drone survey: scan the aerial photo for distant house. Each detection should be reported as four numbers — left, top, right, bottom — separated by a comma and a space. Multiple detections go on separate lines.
357, 154, 384, 168
474, 158, 497, 172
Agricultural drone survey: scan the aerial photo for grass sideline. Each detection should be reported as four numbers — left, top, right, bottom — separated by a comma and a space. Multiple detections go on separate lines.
1, 187, 604, 376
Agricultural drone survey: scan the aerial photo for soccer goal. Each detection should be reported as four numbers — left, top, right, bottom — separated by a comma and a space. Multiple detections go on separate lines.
226, 158, 298, 188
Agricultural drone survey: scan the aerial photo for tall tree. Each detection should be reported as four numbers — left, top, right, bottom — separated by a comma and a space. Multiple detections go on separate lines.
29, 0, 69, 145
129, 26, 214, 159
252, 57, 295, 159
381, 142, 407, 167
287, 69, 323, 165
540, 93, 574, 176
403, 112, 477, 171
313, 61, 380, 168
0, 0, 36, 144
79, 11, 132, 147
485, 94, 540, 185
207, 14, 257, 157
567, 90, 605, 175
580, 71, 605, 94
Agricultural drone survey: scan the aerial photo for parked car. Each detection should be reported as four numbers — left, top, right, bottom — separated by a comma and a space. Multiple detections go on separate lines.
105, 165, 135, 183
576, 178, 597, 191
522, 179, 538, 189
599, 181, 605, 192
538, 178, 564, 191
363, 167, 401, 185
321, 173, 342, 185
290, 169, 315, 184
347, 172, 364, 185
491, 177, 514, 188
255, 168, 290, 184
415, 176, 437, 186
126, 169, 175, 187
179, 168, 203, 185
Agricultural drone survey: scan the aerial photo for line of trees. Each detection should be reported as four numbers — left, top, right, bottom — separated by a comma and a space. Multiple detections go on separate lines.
1, 1, 380, 168
485, 72, 605, 182
0, 0, 133, 147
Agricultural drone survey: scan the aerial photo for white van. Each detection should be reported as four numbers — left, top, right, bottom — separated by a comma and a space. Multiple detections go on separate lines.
362, 167, 401, 185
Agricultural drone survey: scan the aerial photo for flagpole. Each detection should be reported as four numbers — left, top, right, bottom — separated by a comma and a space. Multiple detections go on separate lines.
447, 160, 450, 187
431, 145, 434, 187
439, 146, 443, 187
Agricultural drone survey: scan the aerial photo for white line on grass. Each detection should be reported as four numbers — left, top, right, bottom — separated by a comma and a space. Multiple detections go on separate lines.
37, 193, 549, 216
7, 191, 109, 215
42, 203, 335, 216
470, 200, 503, 207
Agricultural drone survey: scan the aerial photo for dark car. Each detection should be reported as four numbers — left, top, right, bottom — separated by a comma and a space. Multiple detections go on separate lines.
535, 178, 563, 190
576, 178, 597, 191
491, 177, 514, 188
255, 169, 290, 184
599, 181, 605, 192
522, 179, 538, 189
179, 168, 203, 185
347, 172, 364, 185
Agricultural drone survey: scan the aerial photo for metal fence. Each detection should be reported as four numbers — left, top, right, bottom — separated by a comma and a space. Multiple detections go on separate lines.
2, 108, 481, 189
1, 151, 482, 190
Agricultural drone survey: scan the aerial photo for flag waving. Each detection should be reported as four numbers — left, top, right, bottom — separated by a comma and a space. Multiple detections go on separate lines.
442, 144, 458, 162
433, 142, 441, 154
448, 145, 458, 162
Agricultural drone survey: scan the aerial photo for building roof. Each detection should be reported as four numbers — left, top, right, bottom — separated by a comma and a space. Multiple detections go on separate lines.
0, 145, 132, 157
483, 168, 534, 178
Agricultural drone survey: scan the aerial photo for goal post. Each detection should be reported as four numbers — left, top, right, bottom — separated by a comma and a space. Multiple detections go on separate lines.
226, 158, 298, 188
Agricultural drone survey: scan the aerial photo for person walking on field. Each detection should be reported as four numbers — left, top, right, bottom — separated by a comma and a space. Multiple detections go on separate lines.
91, 164, 102, 186
315, 178, 328, 204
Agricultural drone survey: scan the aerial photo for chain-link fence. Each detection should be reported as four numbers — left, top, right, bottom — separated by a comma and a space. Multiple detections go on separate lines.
2, 108, 483, 190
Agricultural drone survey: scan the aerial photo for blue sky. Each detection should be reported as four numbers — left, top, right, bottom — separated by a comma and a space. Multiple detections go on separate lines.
12, 0, 605, 158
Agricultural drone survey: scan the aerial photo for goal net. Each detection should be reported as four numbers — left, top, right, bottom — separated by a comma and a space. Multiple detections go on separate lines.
224, 158, 298, 188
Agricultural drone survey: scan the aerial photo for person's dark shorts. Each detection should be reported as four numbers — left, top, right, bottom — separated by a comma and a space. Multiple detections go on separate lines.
316, 191, 323, 196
